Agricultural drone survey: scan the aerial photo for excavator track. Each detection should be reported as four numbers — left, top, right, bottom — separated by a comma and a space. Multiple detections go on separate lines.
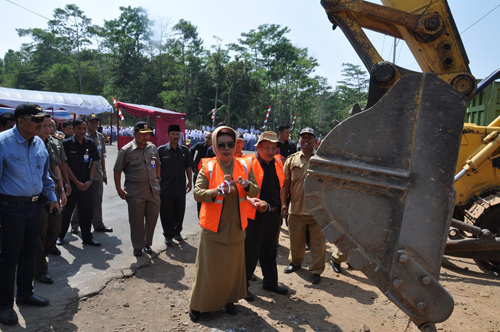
464, 194, 500, 269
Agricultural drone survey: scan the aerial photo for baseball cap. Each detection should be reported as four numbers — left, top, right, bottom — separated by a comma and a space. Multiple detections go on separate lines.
300, 127, 316, 137
88, 113, 100, 121
134, 121, 153, 133
236, 130, 244, 141
14, 102, 49, 119
255, 131, 279, 146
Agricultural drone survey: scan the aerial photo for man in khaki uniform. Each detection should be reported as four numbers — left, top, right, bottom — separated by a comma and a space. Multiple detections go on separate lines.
34, 117, 68, 284
113, 122, 161, 257
71, 113, 112, 233
281, 127, 326, 284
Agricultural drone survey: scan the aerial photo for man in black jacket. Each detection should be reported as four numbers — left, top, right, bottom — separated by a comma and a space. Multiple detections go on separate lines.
277, 124, 297, 159
58, 118, 100, 247
158, 125, 193, 246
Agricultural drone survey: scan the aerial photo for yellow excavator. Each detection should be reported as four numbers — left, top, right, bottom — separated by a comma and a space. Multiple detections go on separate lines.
304, 1, 500, 331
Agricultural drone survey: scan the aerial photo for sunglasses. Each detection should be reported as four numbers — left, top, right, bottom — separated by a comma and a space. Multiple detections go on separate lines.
217, 141, 235, 149
22, 116, 45, 123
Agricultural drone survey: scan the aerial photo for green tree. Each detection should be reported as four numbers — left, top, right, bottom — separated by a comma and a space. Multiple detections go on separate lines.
335, 63, 369, 112
102, 6, 153, 103
49, 4, 92, 93
16, 28, 66, 72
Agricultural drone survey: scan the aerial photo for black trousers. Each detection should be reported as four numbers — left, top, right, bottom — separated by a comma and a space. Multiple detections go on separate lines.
245, 208, 281, 288
0, 200, 42, 309
60, 183, 94, 242
160, 193, 186, 238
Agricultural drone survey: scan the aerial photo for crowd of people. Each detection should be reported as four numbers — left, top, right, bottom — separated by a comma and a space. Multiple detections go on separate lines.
0, 105, 335, 326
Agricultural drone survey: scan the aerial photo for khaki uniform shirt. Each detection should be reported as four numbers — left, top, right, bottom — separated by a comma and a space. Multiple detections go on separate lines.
50, 135, 67, 163
283, 150, 316, 216
45, 137, 61, 185
87, 131, 106, 181
113, 140, 160, 199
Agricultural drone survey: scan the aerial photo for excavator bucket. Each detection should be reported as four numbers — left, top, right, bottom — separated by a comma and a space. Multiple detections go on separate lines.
305, 73, 468, 331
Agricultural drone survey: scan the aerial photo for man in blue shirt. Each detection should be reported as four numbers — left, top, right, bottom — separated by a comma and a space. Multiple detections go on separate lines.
0, 102, 59, 326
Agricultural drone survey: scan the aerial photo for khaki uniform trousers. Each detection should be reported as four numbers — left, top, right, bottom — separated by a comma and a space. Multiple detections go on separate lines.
288, 214, 326, 275
35, 189, 62, 277
126, 192, 160, 250
71, 179, 105, 230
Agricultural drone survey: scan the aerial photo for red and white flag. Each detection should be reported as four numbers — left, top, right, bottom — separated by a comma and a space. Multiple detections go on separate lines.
291, 113, 298, 130
211, 108, 216, 121
112, 97, 124, 120
111, 97, 117, 113
262, 106, 271, 129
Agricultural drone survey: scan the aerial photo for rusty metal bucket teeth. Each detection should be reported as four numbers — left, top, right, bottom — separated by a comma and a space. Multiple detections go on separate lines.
305, 73, 468, 330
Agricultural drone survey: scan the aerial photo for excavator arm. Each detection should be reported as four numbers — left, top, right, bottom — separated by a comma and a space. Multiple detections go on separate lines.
322, 0, 476, 107
305, 1, 478, 331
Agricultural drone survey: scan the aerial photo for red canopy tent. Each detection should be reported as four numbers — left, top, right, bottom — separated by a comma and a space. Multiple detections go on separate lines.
115, 101, 185, 149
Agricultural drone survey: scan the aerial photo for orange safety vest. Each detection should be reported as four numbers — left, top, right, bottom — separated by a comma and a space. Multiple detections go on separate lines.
199, 157, 251, 232
246, 154, 284, 220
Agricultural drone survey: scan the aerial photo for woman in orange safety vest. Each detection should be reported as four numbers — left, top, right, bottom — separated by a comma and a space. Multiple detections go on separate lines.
189, 126, 260, 321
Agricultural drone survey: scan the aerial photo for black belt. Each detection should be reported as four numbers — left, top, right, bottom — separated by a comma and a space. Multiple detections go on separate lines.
0, 194, 39, 202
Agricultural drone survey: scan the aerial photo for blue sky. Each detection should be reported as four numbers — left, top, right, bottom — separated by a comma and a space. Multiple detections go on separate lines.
1, 0, 499, 88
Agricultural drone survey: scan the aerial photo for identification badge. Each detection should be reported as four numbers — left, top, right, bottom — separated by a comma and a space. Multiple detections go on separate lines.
97, 145, 102, 154
151, 160, 156, 169
84, 154, 89, 162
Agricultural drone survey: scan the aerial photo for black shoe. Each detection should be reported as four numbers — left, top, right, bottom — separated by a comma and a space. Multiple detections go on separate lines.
0, 308, 18, 325
284, 264, 301, 274
244, 290, 255, 302
82, 239, 101, 247
263, 284, 288, 295
173, 234, 184, 243
35, 274, 54, 284
95, 226, 113, 233
143, 246, 153, 254
133, 249, 143, 257
189, 309, 201, 321
250, 274, 257, 281
332, 262, 342, 274
56, 238, 64, 246
71, 227, 79, 234
225, 303, 237, 315
165, 237, 173, 246
310, 273, 321, 284
16, 294, 50, 307
50, 247, 61, 256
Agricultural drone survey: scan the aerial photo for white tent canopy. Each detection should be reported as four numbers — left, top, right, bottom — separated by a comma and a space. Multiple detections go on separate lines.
0, 87, 112, 115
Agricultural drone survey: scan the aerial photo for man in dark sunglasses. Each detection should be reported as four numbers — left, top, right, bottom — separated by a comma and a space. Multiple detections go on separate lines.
0, 102, 59, 326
